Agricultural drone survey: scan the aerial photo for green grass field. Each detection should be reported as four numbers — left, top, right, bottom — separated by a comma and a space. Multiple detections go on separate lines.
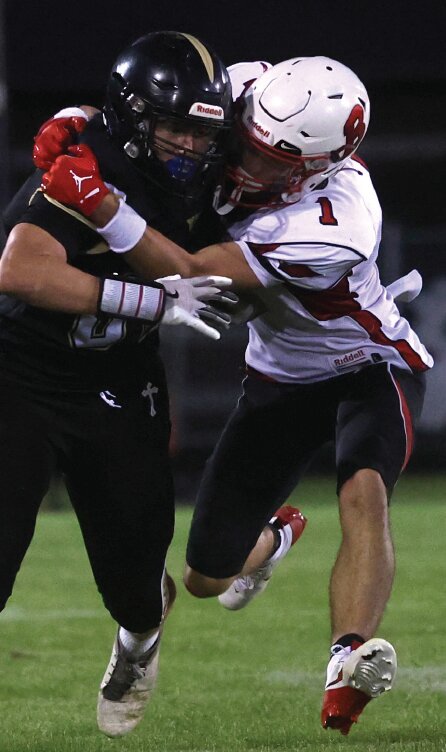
0, 474, 445, 752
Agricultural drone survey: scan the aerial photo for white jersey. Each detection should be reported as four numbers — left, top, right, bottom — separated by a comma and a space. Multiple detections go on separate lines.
229, 156, 433, 383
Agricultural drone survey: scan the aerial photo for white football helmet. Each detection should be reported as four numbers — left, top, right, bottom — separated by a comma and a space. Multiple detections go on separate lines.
227, 61, 272, 101
218, 56, 370, 213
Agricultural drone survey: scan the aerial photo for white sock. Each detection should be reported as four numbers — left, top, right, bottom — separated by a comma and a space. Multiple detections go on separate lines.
119, 627, 159, 659
268, 524, 293, 564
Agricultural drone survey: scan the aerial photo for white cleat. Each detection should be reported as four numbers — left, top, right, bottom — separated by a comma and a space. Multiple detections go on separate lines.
218, 559, 273, 611
97, 572, 176, 737
218, 506, 307, 611
343, 637, 397, 698
97, 634, 161, 737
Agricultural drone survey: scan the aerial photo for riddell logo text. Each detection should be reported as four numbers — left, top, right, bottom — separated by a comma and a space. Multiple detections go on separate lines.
334, 349, 365, 366
247, 115, 270, 138
189, 102, 224, 119
197, 104, 223, 116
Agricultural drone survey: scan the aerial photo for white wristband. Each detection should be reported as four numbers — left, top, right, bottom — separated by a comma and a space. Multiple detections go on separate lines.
53, 107, 88, 120
99, 278, 165, 322
97, 200, 147, 253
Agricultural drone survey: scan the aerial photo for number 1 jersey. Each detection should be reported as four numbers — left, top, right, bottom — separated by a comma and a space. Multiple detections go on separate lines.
229, 156, 433, 383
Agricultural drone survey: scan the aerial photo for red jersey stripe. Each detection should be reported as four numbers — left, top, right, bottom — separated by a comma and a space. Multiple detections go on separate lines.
292, 275, 429, 372
390, 374, 414, 471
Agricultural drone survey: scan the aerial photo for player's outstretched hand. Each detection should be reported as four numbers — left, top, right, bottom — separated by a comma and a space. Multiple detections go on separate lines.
41, 144, 110, 216
158, 275, 238, 340
33, 110, 88, 170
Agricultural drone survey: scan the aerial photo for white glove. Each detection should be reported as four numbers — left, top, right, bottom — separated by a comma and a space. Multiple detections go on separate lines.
157, 275, 237, 340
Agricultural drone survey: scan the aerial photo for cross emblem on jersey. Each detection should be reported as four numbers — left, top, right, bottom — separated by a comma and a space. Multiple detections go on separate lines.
69, 170, 93, 192
141, 381, 159, 416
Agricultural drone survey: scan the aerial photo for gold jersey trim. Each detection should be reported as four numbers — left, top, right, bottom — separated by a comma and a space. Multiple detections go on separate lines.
34, 190, 109, 253
40, 191, 97, 230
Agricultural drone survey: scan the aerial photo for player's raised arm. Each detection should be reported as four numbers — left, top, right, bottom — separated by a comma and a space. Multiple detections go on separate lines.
40, 144, 262, 289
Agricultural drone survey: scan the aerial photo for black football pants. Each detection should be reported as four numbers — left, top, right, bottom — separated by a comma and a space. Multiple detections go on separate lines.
187, 362, 426, 578
0, 369, 174, 632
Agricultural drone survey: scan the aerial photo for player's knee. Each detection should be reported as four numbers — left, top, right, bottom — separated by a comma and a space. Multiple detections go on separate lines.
339, 468, 388, 517
183, 565, 230, 598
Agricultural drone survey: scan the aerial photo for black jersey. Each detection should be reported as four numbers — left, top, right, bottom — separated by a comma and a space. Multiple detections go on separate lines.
0, 115, 223, 393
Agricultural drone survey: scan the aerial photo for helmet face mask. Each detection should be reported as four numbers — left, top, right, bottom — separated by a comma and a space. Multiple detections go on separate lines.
103, 32, 233, 202
222, 121, 334, 211
151, 115, 224, 184
217, 56, 369, 214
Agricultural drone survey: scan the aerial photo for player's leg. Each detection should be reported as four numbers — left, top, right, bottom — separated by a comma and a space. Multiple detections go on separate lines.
216, 504, 307, 610
321, 362, 426, 735
65, 370, 175, 737
333, 363, 425, 640
331, 468, 392, 643
184, 375, 328, 603
0, 380, 56, 612
185, 503, 307, 603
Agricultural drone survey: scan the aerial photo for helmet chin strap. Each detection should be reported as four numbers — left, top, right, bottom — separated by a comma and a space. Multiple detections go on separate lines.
216, 201, 236, 216
214, 181, 244, 215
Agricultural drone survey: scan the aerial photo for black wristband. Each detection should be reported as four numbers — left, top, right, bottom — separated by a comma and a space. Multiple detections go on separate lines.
98, 278, 166, 322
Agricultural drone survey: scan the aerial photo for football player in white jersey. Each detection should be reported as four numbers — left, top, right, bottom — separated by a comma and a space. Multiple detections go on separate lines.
38, 56, 432, 735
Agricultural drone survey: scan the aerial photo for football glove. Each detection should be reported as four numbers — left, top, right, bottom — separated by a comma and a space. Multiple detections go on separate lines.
33, 108, 88, 170
41, 144, 110, 216
158, 275, 238, 340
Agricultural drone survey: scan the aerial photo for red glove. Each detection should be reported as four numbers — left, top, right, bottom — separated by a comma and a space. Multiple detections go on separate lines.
33, 115, 87, 170
41, 144, 110, 216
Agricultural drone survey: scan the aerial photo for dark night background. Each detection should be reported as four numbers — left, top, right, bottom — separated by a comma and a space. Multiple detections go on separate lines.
3, 0, 446, 224
1, 0, 445, 486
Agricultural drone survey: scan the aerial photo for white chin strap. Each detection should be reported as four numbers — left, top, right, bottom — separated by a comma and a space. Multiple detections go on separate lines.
216, 202, 236, 216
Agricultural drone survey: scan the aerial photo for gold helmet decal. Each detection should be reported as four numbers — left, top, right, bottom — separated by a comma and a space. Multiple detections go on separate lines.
180, 33, 215, 82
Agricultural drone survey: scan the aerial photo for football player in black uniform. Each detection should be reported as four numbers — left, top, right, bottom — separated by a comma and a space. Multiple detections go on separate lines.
0, 31, 234, 737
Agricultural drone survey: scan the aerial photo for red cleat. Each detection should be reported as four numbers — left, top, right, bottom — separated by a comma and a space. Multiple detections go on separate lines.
322, 685, 371, 735
321, 638, 397, 735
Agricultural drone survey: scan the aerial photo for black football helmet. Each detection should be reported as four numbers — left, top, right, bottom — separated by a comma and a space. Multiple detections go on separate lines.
103, 31, 233, 200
